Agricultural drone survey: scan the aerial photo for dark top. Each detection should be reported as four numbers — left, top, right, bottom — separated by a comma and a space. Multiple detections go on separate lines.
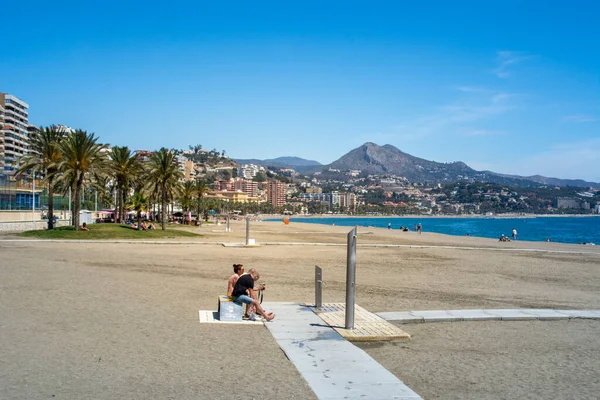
232, 274, 254, 297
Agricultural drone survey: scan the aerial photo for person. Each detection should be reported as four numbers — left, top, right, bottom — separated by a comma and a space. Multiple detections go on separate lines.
417, 223, 422, 234
148, 222, 156, 230
227, 264, 244, 297
81, 222, 89, 231
231, 269, 274, 321
242, 268, 266, 318
512, 228, 518, 241
387, 222, 391, 230
547, 238, 551, 242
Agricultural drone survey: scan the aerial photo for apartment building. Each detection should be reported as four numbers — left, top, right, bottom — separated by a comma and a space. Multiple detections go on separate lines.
242, 180, 258, 197
0, 93, 29, 176
555, 197, 581, 209
339, 192, 357, 210
267, 179, 286, 208
238, 164, 264, 179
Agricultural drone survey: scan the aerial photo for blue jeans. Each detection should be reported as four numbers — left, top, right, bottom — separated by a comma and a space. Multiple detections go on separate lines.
233, 295, 253, 305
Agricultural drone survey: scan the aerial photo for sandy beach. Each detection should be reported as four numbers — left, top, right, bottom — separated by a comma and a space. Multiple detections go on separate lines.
1, 219, 599, 399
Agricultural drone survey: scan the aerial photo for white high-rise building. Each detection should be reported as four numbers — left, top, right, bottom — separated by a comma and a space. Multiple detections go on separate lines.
238, 164, 264, 179
0, 93, 29, 176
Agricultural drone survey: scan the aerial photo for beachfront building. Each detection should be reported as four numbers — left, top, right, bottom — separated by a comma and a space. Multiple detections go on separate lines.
204, 190, 262, 204
267, 179, 286, 208
183, 159, 196, 181
339, 192, 357, 211
242, 180, 258, 197
555, 197, 581, 209
0, 93, 29, 177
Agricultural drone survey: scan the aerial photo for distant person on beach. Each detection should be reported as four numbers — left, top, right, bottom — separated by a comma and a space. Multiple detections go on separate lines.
512, 228, 518, 241
227, 264, 244, 297
417, 223, 422, 234
231, 269, 273, 321
388, 222, 391, 230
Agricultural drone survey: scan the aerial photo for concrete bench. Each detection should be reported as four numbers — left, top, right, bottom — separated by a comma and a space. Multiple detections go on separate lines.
218, 295, 243, 321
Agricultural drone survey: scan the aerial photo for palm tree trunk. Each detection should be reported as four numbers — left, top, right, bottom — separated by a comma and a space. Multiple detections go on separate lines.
74, 176, 83, 229
121, 189, 126, 224
161, 186, 167, 231
115, 187, 120, 223
48, 178, 55, 230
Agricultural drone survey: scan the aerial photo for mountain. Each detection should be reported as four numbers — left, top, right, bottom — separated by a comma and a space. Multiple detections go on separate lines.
233, 156, 322, 172
318, 143, 600, 188
324, 142, 475, 182
491, 173, 600, 189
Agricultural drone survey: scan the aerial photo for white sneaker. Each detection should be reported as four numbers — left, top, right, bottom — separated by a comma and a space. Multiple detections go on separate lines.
248, 312, 257, 321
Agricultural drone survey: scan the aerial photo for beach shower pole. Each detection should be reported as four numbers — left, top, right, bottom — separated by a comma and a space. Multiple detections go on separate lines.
226, 215, 230, 232
315, 266, 323, 310
345, 226, 357, 329
245, 216, 250, 245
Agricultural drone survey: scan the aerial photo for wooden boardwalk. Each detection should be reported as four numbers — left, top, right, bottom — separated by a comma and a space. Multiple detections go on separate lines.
314, 303, 411, 342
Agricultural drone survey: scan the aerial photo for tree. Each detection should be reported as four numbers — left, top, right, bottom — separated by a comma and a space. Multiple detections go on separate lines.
195, 179, 209, 219
253, 172, 266, 182
15, 125, 64, 229
179, 180, 196, 221
57, 130, 106, 229
129, 190, 148, 230
108, 146, 142, 223
145, 148, 183, 230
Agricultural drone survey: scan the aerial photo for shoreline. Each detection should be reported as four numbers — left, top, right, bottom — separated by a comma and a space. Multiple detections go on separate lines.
262, 216, 599, 248
272, 213, 600, 219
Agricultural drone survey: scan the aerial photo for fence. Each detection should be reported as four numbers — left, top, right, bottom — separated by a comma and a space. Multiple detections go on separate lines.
0, 176, 80, 212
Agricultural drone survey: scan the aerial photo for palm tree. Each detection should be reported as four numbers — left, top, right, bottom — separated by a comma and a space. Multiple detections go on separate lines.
129, 190, 148, 230
145, 148, 183, 230
108, 146, 142, 224
179, 180, 195, 223
15, 125, 64, 229
194, 179, 209, 220
89, 172, 114, 212
57, 130, 106, 229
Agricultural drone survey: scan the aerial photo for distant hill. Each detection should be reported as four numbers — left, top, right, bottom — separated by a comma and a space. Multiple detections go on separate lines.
323, 142, 476, 182
233, 156, 322, 172
315, 142, 600, 188
490, 173, 600, 189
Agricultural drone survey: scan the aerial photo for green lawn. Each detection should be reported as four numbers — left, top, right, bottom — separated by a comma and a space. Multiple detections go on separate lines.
19, 223, 202, 240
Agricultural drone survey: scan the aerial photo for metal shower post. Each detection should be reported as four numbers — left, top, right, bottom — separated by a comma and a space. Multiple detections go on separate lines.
345, 226, 357, 329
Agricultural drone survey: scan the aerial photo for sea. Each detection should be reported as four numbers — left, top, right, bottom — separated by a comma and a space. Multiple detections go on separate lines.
271, 216, 600, 245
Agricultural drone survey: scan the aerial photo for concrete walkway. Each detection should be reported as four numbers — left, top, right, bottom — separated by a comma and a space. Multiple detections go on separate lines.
262, 302, 422, 400
377, 309, 600, 323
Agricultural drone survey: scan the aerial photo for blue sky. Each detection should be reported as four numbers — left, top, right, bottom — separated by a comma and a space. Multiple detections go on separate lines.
3, 1, 599, 181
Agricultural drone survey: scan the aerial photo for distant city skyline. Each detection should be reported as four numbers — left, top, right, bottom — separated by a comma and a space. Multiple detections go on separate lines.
2, 1, 598, 181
